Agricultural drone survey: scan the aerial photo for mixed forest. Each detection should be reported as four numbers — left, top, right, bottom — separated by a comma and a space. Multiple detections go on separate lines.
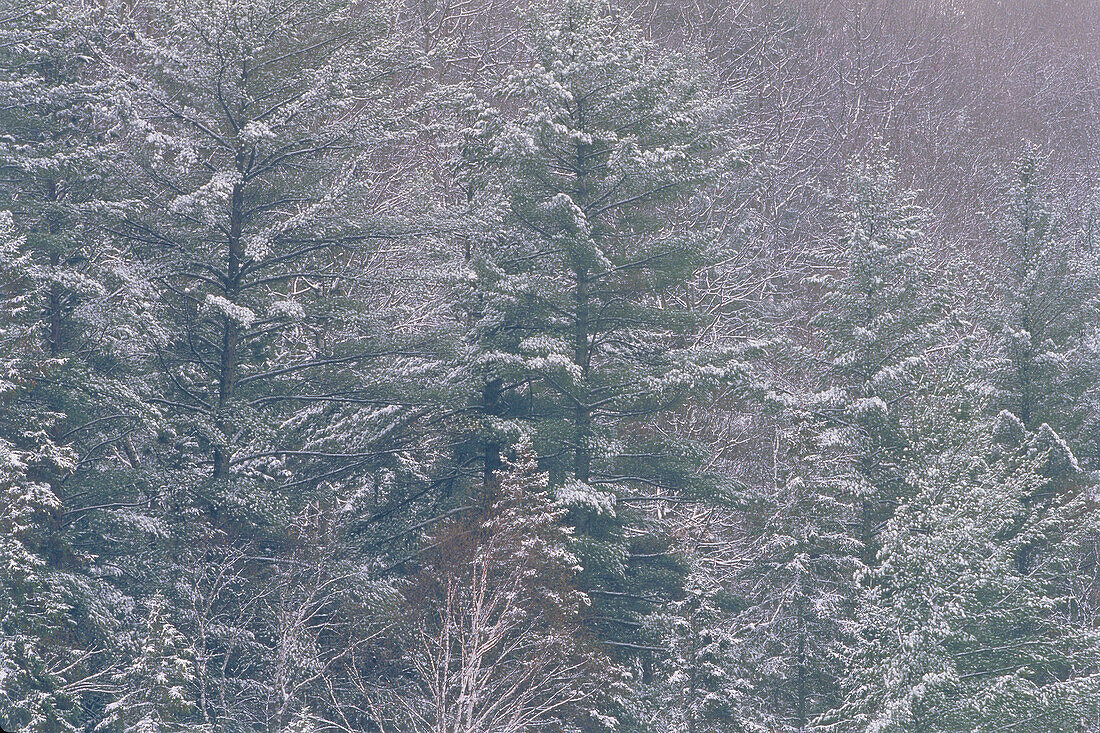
2, 0, 1100, 730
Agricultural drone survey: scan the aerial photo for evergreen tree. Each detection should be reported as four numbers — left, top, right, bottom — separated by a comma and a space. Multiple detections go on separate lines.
3, 3, 1098, 731
0, 0, 125, 366
829, 411, 1100, 732
93, 0, 444, 724
0, 419, 79, 731
102, 0, 430, 526
99, 594, 204, 733
988, 143, 1100, 462
0, 0, 140, 722
646, 567, 756, 733
813, 157, 949, 564
452, 3, 748, 698
737, 387, 863, 731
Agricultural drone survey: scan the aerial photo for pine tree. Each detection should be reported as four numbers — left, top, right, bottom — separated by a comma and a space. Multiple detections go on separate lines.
80, 2, 452, 727
735, 387, 863, 732
0, 0, 124, 365
645, 566, 757, 733
101, 0, 431, 528
830, 411, 1100, 732
0, 427, 79, 731
988, 143, 1100, 463
813, 157, 949, 565
0, 0, 138, 720
0, 0, 148, 484
451, 3, 749, 696
99, 594, 204, 733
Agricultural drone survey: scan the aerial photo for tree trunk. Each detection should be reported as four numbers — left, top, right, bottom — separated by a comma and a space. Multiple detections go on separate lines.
213, 180, 245, 479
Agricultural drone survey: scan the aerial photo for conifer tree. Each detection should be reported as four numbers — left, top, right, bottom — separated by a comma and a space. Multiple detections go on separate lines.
0, 0, 140, 723
0, 429, 80, 731
738, 387, 863, 731
452, 2, 748, 689
102, 0, 431, 526
99, 594, 203, 733
813, 157, 948, 564
829, 412, 1100, 732
646, 567, 755, 733
92, 0, 444, 723
3, 3, 1098, 731
989, 143, 1100, 462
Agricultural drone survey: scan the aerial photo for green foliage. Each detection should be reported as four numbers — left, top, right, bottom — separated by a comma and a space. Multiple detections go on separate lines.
452, 4, 750, 690
644, 568, 759, 733
830, 413, 1100, 732
99, 595, 203, 733
736, 387, 864, 731
1, 2, 1099, 732
987, 144, 1100, 461
0, 439, 81, 732
812, 157, 952, 563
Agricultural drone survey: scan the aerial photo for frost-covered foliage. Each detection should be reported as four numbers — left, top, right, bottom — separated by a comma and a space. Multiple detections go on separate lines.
829, 413, 1100, 732
99, 594, 201, 733
731, 388, 864, 731
987, 145, 1100, 464
0, 2, 140, 725
812, 158, 952, 563
102, 0, 437, 511
0, 437, 80, 732
450, 5, 754, 712
643, 568, 755, 733
4, 0, 1100, 731
394, 438, 606, 732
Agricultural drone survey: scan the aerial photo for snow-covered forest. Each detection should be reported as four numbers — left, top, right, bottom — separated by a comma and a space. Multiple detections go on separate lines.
2, 0, 1100, 730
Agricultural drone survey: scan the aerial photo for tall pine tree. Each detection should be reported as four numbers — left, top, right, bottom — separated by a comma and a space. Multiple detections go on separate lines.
0, 1, 146, 726
451, 4, 750, 723
812, 157, 949, 565
988, 143, 1100, 464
